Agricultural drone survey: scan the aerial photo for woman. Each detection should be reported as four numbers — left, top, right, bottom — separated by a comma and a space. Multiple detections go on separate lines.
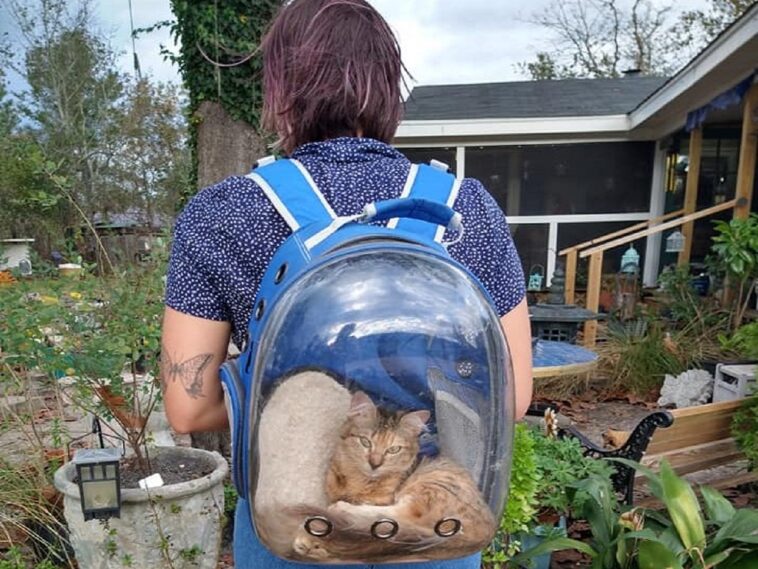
161, 1, 533, 568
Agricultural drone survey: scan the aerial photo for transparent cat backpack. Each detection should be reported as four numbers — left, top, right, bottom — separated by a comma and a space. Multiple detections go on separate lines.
220, 157, 515, 564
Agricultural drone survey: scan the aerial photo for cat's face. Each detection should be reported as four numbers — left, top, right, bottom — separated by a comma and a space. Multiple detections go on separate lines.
339, 391, 430, 478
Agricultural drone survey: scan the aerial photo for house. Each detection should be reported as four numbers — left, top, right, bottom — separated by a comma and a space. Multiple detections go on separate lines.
395, 4, 758, 295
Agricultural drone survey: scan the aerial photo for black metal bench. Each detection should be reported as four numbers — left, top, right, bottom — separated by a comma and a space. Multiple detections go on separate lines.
527, 403, 674, 505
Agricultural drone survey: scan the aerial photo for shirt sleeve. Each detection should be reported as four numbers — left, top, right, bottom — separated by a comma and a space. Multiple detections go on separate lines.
450, 178, 526, 316
164, 196, 230, 321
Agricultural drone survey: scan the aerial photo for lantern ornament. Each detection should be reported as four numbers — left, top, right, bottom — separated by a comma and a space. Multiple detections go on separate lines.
74, 447, 122, 521
666, 230, 686, 253
527, 264, 545, 291
620, 245, 640, 274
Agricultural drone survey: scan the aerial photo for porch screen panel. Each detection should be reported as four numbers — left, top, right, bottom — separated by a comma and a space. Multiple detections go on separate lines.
400, 147, 457, 175
465, 146, 518, 215
518, 142, 654, 216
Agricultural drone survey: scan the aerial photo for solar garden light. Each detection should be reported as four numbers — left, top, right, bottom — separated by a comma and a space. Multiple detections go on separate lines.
73, 447, 122, 521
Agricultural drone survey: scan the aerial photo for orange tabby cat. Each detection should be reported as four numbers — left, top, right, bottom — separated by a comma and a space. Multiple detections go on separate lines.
292, 391, 496, 563
326, 391, 429, 506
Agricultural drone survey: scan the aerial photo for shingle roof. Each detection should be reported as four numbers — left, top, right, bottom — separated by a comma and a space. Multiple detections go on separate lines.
402, 76, 668, 121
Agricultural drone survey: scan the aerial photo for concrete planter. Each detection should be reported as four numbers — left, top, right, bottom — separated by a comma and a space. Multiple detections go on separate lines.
54, 446, 228, 569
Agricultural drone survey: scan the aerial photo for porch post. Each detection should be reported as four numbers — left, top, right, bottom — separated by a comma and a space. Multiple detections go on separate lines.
583, 251, 603, 348
678, 127, 703, 265
644, 144, 668, 286
733, 82, 758, 220
456, 146, 466, 180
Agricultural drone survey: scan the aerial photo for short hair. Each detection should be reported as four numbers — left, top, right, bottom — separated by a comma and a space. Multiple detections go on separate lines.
261, 0, 406, 154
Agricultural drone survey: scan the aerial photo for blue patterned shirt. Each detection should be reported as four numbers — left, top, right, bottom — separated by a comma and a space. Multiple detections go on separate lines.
166, 137, 525, 348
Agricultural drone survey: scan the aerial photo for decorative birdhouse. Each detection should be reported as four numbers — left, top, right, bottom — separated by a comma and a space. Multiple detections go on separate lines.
666, 230, 686, 253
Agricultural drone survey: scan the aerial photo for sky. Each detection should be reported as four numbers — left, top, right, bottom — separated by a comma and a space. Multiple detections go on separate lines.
1, 0, 711, 93
0, 0, 556, 92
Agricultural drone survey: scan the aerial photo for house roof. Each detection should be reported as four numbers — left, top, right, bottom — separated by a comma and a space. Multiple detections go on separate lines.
403, 76, 669, 121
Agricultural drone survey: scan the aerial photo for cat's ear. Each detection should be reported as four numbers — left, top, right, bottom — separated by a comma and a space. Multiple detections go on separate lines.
400, 410, 431, 434
347, 391, 377, 423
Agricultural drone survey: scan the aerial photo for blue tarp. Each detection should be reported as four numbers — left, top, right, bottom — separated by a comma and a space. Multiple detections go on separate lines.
686, 72, 756, 132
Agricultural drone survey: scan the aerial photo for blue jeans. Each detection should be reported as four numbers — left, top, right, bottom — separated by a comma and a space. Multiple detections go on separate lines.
234, 499, 481, 569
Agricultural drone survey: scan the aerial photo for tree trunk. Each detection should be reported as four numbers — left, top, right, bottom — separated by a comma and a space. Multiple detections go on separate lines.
196, 100, 269, 189
191, 102, 267, 457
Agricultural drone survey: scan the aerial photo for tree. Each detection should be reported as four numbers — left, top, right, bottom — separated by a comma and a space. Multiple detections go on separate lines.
520, 0, 756, 80
1, 0, 190, 251
169, 1, 282, 197
0, 42, 63, 241
670, 0, 757, 63
521, 0, 674, 79
112, 79, 191, 227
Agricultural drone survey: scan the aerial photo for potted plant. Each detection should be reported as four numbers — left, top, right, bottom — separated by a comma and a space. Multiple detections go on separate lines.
0, 257, 228, 567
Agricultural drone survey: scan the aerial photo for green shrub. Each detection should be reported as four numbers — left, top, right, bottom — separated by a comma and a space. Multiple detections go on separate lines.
733, 390, 758, 469
483, 424, 538, 568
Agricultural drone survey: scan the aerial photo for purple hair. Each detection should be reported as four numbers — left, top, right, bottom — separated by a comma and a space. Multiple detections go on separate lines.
260, 0, 406, 154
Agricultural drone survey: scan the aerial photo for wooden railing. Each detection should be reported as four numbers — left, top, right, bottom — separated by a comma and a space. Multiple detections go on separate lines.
562, 198, 744, 347
560, 208, 684, 305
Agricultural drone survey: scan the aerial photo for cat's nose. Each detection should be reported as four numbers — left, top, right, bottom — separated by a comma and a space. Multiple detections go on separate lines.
369, 454, 383, 469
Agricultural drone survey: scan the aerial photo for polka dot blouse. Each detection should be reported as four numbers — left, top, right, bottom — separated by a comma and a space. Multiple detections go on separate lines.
165, 137, 525, 349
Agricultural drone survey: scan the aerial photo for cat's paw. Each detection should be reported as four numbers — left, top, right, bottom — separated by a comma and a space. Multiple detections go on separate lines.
292, 534, 329, 560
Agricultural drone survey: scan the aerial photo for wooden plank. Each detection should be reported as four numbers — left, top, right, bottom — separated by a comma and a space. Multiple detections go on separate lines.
580, 199, 739, 258
583, 251, 603, 348
646, 400, 743, 455
647, 412, 737, 454
734, 82, 758, 220
564, 249, 577, 305
642, 439, 744, 476
558, 209, 685, 256
669, 399, 743, 418
679, 127, 703, 265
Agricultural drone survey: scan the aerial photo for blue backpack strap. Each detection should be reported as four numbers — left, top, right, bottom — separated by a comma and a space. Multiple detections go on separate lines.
246, 157, 336, 230
390, 161, 461, 242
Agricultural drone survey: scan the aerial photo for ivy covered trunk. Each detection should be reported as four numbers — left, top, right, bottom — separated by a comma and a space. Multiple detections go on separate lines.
196, 100, 268, 189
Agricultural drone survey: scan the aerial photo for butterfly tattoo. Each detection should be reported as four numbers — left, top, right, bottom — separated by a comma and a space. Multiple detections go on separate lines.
160, 347, 213, 399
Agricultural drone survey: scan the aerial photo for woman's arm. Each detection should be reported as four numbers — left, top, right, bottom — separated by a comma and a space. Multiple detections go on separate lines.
500, 298, 533, 420
161, 307, 231, 434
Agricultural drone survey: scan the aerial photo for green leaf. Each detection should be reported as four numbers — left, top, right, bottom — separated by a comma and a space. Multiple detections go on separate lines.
700, 485, 736, 525
717, 550, 758, 569
659, 461, 705, 550
509, 536, 596, 565
638, 540, 684, 569
713, 509, 758, 546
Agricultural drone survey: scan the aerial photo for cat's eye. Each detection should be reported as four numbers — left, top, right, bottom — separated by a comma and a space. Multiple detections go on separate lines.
359, 437, 371, 448
386, 446, 401, 455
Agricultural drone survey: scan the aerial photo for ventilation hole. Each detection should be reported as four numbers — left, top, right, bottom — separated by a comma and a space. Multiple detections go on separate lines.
254, 300, 265, 321
274, 263, 288, 284
456, 360, 474, 379
304, 516, 333, 538
435, 518, 461, 537
371, 519, 398, 539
